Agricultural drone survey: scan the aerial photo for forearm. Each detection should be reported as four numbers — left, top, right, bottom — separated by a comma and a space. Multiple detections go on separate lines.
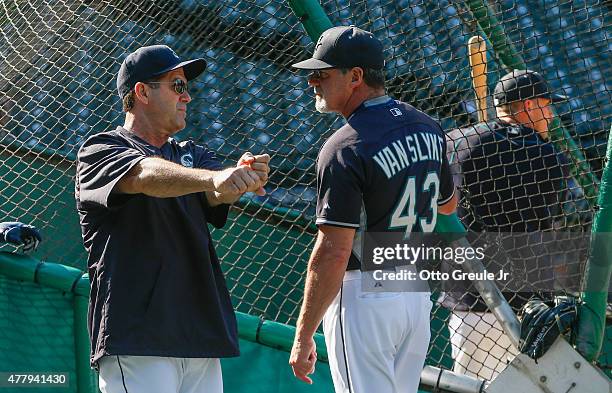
205, 191, 241, 207
295, 236, 349, 340
117, 157, 216, 198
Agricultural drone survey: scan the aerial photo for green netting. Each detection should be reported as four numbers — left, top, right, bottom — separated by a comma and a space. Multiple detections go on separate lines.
0, 0, 609, 389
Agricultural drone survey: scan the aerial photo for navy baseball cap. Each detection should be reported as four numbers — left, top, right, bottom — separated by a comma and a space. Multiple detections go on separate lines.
292, 26, 385, 70
117, 45, 206, 98
493, 69, 568, 106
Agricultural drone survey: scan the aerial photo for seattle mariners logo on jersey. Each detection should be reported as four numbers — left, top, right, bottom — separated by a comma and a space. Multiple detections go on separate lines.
390, 108, 403, 117
180, 152, 194, 168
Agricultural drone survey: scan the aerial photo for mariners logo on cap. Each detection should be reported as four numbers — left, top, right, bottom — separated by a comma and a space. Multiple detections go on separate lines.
315, 33, 325, 52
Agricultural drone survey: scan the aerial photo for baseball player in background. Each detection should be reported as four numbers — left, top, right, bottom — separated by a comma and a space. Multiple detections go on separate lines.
443, 69, 583, 380
289, 26, 457, 393
75, 45, 269, 393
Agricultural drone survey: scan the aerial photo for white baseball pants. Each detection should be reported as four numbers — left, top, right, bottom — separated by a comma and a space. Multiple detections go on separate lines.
98, 355, 222, 393
322, 270, 432, 393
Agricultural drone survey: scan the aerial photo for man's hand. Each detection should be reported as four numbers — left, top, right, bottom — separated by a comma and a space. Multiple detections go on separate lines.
0, 222, 42, 251
289, 336, 317, 384
212, 166, 263, 195
237, 152, 270, 196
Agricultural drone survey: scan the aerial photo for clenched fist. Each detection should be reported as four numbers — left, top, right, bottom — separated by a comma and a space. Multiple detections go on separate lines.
237, 152, 270, 196
212, 166, 264, 196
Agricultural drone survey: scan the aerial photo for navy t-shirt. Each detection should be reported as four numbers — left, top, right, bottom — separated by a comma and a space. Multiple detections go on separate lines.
444, 121, 571, 311
446, 120, 570, 232
316, 96, 455, 270
75, 127, 238, 366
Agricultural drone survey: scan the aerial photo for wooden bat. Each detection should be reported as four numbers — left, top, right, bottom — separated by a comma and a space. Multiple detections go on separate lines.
468, 35, 488, 122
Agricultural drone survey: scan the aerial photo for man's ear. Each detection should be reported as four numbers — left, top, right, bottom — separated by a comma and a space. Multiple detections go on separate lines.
524, 99, 538, 111
134, 82, 149, 104
351, 67, 364, 85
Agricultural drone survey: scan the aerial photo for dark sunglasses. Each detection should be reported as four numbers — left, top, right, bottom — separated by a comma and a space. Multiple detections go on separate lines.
144, 78, 188, 94
307, 70, 331, 80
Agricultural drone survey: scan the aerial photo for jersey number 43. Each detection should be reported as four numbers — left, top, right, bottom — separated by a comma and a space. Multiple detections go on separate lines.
389, 172, 439, 238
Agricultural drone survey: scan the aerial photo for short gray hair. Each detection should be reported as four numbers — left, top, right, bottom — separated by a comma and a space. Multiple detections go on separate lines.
339, 67, 385, 89
362, 68, 385, 89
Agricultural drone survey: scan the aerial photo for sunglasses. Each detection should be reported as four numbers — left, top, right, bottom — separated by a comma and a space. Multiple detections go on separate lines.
307, 70, 332, 80
144, 78, 188, 95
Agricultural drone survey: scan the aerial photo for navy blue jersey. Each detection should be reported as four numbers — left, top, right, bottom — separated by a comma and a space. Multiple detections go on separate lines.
316, 96, 455, 270
75, 127, 238, 366
444, 121, 572, 311
446, 121, 570, 232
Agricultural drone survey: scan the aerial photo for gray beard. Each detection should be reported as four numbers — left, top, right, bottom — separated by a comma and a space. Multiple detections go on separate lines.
315, 97, 332, 113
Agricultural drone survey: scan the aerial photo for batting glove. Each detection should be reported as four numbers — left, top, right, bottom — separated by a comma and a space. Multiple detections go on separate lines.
518, 297, 578, 362
0, 222, 42, 251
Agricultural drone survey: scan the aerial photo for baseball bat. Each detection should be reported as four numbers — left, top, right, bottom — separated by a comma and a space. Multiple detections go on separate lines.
468, 35, 488, 122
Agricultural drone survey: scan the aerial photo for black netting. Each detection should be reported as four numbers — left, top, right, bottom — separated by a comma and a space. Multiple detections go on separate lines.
320, 0, 610, 380
0, 0, 609, 386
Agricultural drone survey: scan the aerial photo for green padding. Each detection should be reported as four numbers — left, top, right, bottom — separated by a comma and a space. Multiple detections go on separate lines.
577, 126, 612, 361
35, 263, 83, 293
0, 252, 39, 281
577, 298, 607, 361
286, 0, 333, 42
237, 311, 261, 343
236, 312, 328, 361
258, 319, 303, 355
0, 277, 77, 393
465, 0, 524, 71
74, 295, 97, 393
222, 339, 334, 393
74, 273, 90, 297
0, 252, 85, 294
576, 235, 610, 359
601, 324, 612, 379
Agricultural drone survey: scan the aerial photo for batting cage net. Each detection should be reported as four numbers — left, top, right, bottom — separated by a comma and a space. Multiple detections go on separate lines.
0, 0, 609, 388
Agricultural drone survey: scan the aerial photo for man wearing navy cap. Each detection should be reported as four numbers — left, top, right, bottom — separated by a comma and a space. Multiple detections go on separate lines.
75, 45, 270, 393
447, 69, 575, 234
443, 69, 587, 380
289, 26, 457, 393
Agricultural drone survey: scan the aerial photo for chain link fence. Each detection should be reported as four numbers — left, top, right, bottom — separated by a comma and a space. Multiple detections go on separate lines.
0, 0, 609, 386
